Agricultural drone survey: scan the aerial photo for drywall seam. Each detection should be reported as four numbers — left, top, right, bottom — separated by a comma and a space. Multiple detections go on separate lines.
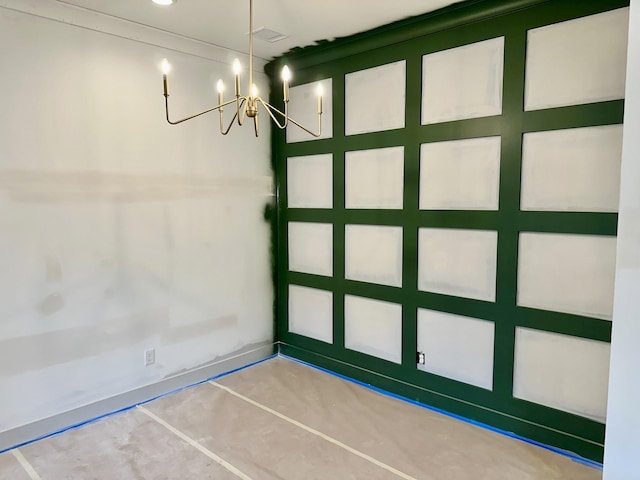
0, 343, 276, 453
0, 0, 268, 68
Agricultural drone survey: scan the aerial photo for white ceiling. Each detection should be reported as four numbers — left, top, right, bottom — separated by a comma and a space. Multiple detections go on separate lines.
57, 0, 464, 60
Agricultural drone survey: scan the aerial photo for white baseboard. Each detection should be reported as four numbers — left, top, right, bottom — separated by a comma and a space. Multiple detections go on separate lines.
0, 342, 276, 453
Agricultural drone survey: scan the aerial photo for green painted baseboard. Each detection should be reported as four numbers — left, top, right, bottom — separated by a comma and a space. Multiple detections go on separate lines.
280, 342, 604, 463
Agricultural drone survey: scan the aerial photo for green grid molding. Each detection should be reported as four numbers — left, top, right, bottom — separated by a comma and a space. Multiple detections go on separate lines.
269, 0, 627, 463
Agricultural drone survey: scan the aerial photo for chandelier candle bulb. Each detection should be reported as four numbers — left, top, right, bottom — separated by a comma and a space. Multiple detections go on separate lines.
161, 58, 170, 96
317, 84, 323, 114
233, 59, 241, 96
217, 79, 224, 105
232, 58, 242, 75
161, 58, 170, 75
282, 65, 291, 102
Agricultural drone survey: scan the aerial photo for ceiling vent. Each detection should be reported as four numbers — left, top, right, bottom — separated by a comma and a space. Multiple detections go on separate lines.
250, 27, 289, 43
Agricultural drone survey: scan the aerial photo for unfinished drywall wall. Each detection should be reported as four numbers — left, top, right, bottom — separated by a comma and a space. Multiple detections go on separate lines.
604, 0, 640, 477
0, 1, 273, 441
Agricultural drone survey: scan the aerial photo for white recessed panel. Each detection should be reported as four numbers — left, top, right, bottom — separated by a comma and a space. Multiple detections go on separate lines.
417, 309, 495, 390
345, 225, 403, 287
345, 295, 402, 364
345, 146, 404, 209
345, 61, 406, 135
286, 78, 333, 143
288, 285, 333, 343
419, 228, 498, 301
517, 233, 617, 320
288, 222, 333, 277
525, 8, 629, 111
514, 328, 610, 422
521, 125, 623, 212
420, 137, 501, 210
287, 154, 333, 209
422, 37, 504, 124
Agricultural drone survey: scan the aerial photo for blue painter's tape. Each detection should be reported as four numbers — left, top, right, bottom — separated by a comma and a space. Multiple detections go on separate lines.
279, 353, 603, 470
0, 353, 277, 456
0, 405, 138, 456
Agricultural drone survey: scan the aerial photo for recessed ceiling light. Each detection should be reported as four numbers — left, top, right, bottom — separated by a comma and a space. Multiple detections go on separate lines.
152, 0, 175, 5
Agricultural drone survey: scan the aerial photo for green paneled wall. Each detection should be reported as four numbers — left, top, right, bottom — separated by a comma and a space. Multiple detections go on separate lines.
266, 0, 628, 462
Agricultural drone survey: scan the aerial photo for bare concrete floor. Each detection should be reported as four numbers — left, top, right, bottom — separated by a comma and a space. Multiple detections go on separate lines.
0, 356, 602, 479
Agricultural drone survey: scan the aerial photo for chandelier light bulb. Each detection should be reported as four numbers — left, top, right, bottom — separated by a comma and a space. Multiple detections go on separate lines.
251, 84, 259, 98
232, 58, 242, 75
281, 65, 291, 82
217, 79, 224, 105
161, 58, 170, 75
316, 83, 323, 114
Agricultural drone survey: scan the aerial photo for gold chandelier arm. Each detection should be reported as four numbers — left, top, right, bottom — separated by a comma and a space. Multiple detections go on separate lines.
236, 96, 249, 126
220, 98, 246, 135
289, 112, 322, 138
288, 114, 322, 138
164, 95, 237, 125
253, 113, 259, 137
220, 108, 241, 135
262, 100, 322, 137
258, 99, 288, 130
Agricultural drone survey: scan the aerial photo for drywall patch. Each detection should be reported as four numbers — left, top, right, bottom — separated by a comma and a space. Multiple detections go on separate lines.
161, 341, 275, 380
45, 256, 62, 283
36, 293, 64, 316
0, 309, 170, 376
161, 315, 238, 345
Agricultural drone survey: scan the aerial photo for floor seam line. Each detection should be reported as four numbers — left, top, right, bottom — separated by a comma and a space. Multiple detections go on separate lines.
136, 405, 253, 480
12, 449, 41, 480
208, 381, 418, 480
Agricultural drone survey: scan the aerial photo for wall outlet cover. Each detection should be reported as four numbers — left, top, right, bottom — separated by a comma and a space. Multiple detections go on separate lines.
144, 348, 155, 366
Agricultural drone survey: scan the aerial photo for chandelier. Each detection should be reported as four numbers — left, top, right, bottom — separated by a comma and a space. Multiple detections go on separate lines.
160, 0, 322, 137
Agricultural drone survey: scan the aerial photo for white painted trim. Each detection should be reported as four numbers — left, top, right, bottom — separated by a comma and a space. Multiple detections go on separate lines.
603, 0, 640, 478
0, 0, 268, 69
0, 343, 275, 453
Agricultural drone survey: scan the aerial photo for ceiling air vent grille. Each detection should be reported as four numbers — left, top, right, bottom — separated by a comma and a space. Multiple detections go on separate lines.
251, 27, 289, 43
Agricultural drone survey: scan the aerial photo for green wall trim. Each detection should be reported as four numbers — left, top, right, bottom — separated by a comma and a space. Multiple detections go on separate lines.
265, 0, 628, 73
265, 0, 552, 72
270, 0, 628, 463
280, 343, 605, 462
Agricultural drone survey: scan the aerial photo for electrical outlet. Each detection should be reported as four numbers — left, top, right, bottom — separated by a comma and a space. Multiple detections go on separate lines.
144, 348, 155, 366
416, 351, 426, 365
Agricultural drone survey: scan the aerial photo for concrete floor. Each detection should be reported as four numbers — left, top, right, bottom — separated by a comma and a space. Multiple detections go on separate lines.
0, 356, 602, 479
